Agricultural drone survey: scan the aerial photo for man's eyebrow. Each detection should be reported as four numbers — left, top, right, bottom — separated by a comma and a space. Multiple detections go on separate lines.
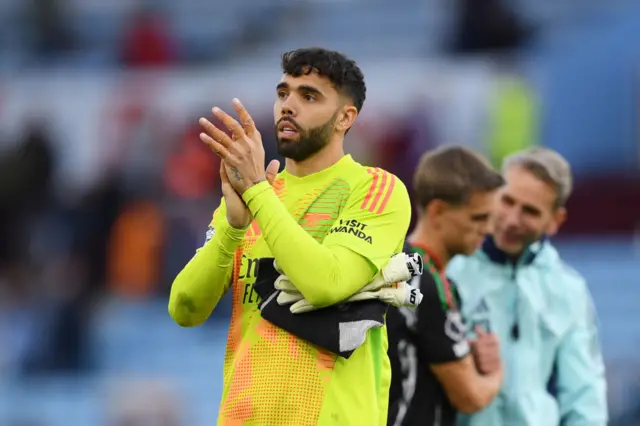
276, 82, 324, 96
471, 212, 490, 220
522, 204, 542, 216
297, 84, 323, 96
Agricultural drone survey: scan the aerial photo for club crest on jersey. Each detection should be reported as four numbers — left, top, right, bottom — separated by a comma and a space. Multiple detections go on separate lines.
444, 311, 466, 343
203, 226, 215, 246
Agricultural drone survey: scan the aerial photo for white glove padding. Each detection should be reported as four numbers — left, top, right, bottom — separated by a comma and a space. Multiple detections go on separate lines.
274, 251, 424, 302
286, 281, 423, 314
346, 281, 423, 308
274, 252, 425, 314
275, 285, 302, 305
358, 252, 423, 293
274, 274, 297, 293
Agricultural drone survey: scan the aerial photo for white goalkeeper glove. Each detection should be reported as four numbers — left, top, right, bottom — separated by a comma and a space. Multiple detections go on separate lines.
274, 252, 422, 295
281, 281, 423, 314
274, 252, 424, 314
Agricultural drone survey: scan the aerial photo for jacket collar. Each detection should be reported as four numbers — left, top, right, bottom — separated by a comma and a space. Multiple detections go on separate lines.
481, 234, 547, 266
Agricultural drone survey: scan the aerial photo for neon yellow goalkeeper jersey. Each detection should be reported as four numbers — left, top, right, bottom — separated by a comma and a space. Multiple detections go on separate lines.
211, 155, 410, 426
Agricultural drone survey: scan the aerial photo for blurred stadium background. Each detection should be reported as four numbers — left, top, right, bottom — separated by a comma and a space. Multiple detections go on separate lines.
0, 0, 639, 424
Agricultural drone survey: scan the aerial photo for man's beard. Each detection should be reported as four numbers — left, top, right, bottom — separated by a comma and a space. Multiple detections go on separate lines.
275, 114, 336, 162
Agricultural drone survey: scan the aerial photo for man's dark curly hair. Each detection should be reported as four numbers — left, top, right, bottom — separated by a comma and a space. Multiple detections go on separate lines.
281, 47, 366, 113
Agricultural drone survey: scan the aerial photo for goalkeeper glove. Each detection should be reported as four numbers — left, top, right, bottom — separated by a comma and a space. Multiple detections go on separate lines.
274, 252, 424, 314
274, 251, 422, 295
283, 280, 423, 314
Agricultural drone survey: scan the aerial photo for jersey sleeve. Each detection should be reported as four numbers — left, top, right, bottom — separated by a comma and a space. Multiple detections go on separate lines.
168, 197, 246, 326
414, 274, 470, 364
322, 168, 412, 272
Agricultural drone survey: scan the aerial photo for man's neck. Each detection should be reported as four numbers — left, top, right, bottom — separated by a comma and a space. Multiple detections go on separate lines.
408, 221, 451, 269
285, 138, 345, 177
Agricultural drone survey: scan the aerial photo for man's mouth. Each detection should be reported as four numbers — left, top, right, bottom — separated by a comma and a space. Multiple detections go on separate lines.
502, 231, 523, 244
277, 120, 299, 137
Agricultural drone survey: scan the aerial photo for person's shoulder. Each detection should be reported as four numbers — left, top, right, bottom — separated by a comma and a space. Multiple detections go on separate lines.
537, 245, 594, 317
445, 253, 498, 300
558, 260, 587, 286
447, 252, 488, 276
553, 258, 592, 304
346, 161, 409, 214
539, 243, 589, 291
419, 268, 461, 310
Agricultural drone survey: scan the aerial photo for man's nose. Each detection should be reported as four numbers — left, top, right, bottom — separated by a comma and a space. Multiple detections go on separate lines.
479, 221, 491, 236
281, 97, 297, 117
502, 208, 521, 228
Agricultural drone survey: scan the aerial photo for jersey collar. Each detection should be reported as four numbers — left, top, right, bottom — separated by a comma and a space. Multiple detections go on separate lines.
481, 234, 547, 266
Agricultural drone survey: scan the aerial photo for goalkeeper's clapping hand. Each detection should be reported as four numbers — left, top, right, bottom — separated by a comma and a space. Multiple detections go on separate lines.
274, 252, 424, 314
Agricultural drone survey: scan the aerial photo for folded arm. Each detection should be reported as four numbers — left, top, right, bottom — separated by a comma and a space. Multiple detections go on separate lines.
243, 176, 410, 308
168, 201, 245, 326
413, 273, 501, 413
432, 355, 502, 414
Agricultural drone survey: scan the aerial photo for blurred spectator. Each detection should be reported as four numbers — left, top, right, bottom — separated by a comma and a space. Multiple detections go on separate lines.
485, 60, 539, 167
0, 121, 55, 284
19, 247, 92, 375
0, 121, 55, 215
22, 0, 75, 60
107, 199, 165, 299
119, 7, 176, 68
449, 0, 534, 54
163, 123, 218, 201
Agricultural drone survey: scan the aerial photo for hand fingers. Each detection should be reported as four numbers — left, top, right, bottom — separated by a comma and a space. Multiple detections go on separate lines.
212, 107, 245, 141
480, 332, 500, 345
480, 364, 495, 375
475, 325, 487, 337
476, 338, 499, 352
200, 132, 233, 161
199, 117, 233, 149
265, 159, 281, 185
481, 359, 500, 374
232, 98, 257, 137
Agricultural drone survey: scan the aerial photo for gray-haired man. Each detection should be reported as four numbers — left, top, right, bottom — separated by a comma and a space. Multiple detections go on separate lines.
448, 147, 608, 426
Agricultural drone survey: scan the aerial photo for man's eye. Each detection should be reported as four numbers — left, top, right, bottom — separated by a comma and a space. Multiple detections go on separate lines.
304, 94, 316, 101
277, 91, 287, 99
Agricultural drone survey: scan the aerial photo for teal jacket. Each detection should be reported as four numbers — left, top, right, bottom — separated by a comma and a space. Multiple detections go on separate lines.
447, 237, 608, 426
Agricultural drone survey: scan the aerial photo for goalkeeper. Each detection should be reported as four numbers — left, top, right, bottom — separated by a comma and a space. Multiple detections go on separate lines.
168, 48, 411, 426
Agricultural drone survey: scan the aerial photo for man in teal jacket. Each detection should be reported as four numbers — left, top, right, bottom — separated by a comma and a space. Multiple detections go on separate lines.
448, 147, 608, 426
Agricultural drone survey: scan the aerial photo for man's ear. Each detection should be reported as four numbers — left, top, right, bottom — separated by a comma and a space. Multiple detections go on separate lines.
546, 206, 567, 236
336, 105, 358, 133
425, 199, 448, 228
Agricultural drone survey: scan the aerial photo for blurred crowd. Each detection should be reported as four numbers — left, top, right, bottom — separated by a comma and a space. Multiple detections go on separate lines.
0, 0, 639, 425
0, 0, 544, 70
